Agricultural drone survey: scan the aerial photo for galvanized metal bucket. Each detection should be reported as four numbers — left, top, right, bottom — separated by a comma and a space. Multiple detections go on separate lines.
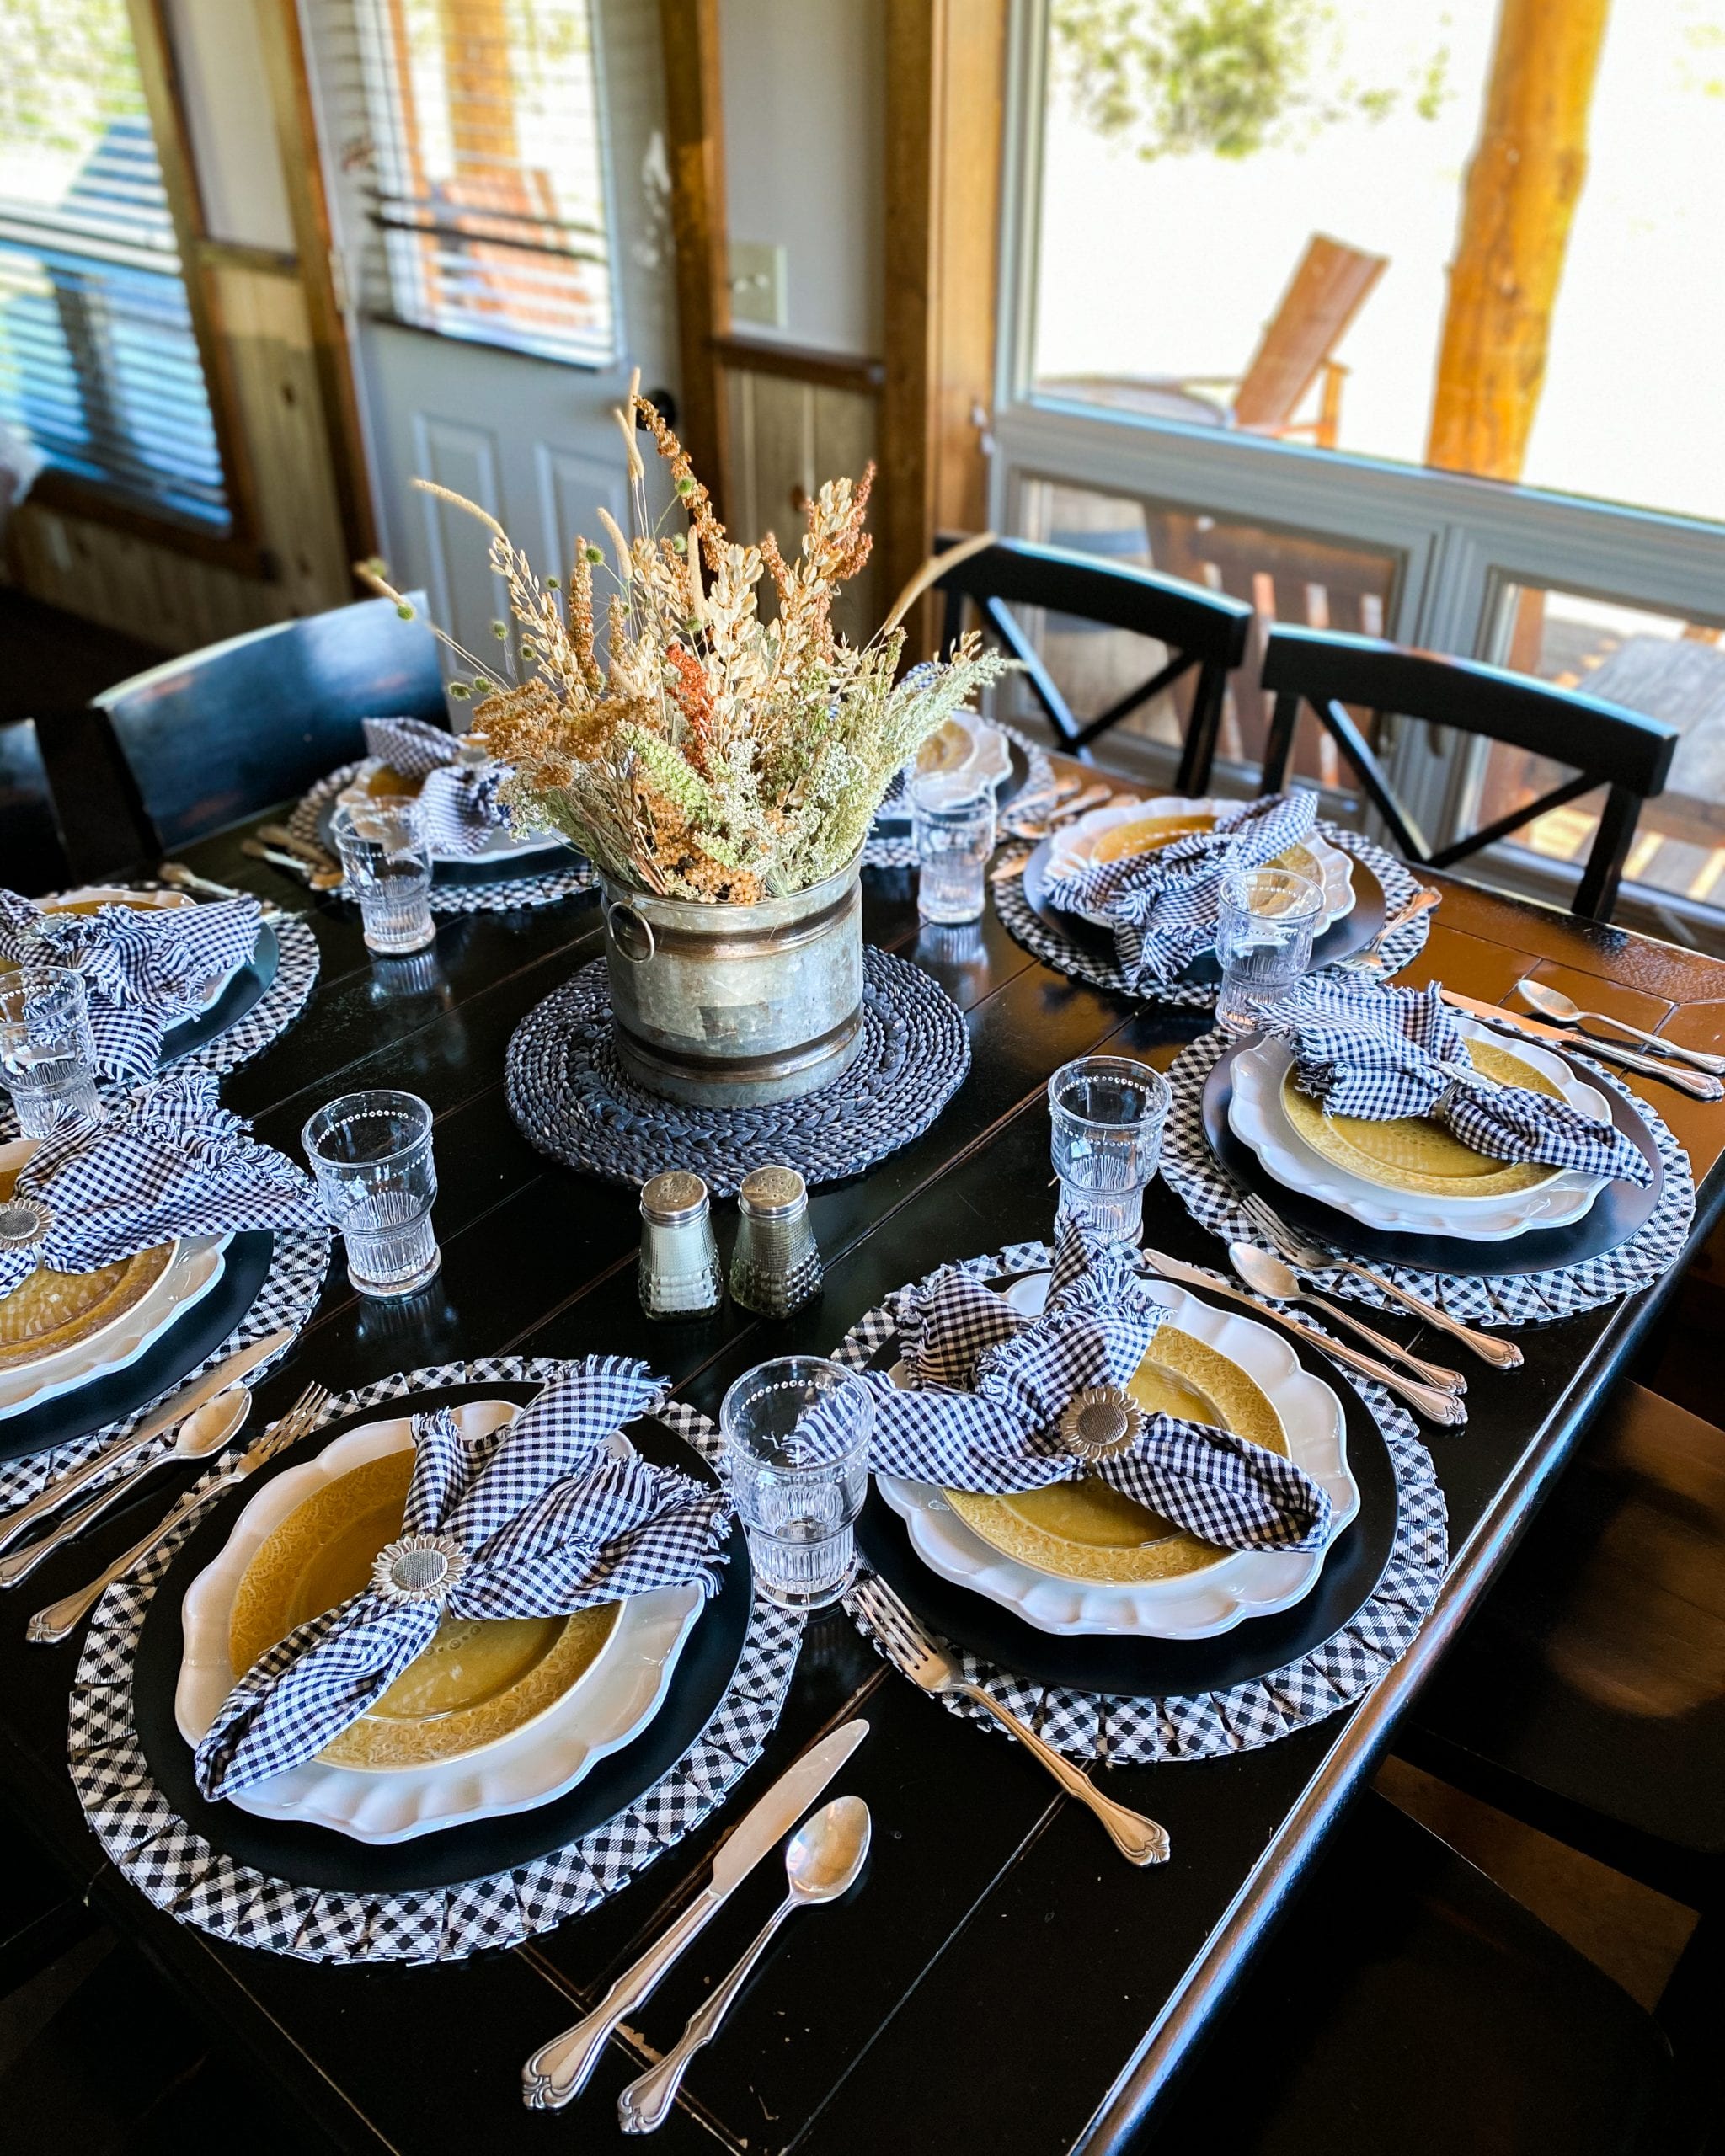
598, 856, 865, 1107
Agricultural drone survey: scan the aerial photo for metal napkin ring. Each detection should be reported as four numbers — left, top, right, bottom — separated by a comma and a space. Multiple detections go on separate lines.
370, 1531, 469, 1607
1057, 1385, 1144, 1463
0, 1196, 53, 1251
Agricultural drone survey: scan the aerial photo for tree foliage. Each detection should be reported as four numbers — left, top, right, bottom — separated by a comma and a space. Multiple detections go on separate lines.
0, 0, 144, 159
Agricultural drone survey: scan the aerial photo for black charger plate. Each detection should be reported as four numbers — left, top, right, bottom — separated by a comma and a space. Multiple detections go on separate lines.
1, 1231, 275, 1465
129, 1383, 751, 1893
1021, 833, 1387, 984
856, 1288, 1398, 1698
1200, 1036, 1662, 1276
152, 921, 280, 1065
314, 794, 579, 890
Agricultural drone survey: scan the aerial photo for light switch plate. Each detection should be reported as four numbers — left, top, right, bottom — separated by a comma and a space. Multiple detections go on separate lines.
729, 240, 788, 329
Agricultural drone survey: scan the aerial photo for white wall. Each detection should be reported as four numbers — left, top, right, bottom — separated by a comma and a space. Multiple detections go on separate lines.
164, 0, 296, 252
718, 0, 884, 357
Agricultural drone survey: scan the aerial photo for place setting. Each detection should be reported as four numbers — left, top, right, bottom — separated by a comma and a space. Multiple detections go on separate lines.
0, 878, 320, 1134
861, 704, 1056, 870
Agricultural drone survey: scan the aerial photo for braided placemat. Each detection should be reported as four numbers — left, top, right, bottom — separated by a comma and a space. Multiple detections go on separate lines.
1160, 1029, 1696, 1327
993, 824, 1429, 1009
288, 764, 596, 914
67, 1358, 802, 1964
862, 725, 1059, 871
832, 1242, 1446, 1764
505, 946, 970, 1194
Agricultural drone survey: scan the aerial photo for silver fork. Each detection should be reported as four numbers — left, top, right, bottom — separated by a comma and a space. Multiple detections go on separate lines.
852, 1574, 1169, 1865
25, 1385, 328, 1645
1239, 1191, 1522, 1371
1338, 885, 1442, 974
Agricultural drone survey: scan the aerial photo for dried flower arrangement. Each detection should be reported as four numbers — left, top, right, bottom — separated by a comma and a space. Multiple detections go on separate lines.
360, 387, 1012, 904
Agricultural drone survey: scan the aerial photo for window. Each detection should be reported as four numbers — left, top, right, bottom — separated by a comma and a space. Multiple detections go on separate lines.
0, 0, 228, 528
335, 0, 614, 366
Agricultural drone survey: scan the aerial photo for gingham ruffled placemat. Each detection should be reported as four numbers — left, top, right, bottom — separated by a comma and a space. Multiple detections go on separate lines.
832, 1242, 1446, 1764
994, 824, 1429, 1010
67, 1358, 801, 1964
0, 1225, 330, 1511
289, 763, 597, 914
862, 725, 1059, 871
505, 946, 970, 1195
1161, 1030, 1696, 1327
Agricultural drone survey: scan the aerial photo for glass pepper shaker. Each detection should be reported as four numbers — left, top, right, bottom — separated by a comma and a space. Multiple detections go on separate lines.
729, 1165, 823, 1317
637, 1171, 724, 1320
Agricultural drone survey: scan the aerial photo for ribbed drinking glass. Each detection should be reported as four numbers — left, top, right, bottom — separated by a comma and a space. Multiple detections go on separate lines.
721, 1357, 873, 1610
332, 797, 435, 956
0, 968, 99, 1136
302, 1089, 440, 1296
1048, 1054, 1172, 1246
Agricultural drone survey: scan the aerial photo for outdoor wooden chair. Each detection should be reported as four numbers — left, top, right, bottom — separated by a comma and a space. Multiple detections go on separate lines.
95, 592, 447, 853
1258, 625, 1678, 921
929, 533, 1254, 786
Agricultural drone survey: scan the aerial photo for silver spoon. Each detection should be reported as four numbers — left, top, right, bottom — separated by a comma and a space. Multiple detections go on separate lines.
0, 1389, 252, 1589
617, 1796, 871, 2134
1230, 1243, 1466, 1396
1514, 979, 1725, 1075
240, 837, 344, 891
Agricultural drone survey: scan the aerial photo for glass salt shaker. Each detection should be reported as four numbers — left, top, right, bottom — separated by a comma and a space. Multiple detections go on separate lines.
637, 1171, 724, 1319
729, 1165, 823, 1317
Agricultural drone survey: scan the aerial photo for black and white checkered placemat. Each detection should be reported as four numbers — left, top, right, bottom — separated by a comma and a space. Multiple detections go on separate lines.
0, 1226, 330, 1511
993, 824, 1429, 1010
1161, 1029, 1696, 1327
831, 1242, 1446, 1765
862, 726, 1060, 871
289, 764, 597, 914
505, 946, 970, 1196
66, 1358, 801, 1965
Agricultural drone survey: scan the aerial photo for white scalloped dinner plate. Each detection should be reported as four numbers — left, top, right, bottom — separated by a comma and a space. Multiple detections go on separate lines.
878, 715, 1014, 820
1047, 796, 1356, 933
175, 1401, 702, 1843
45, 886, 242, 1013
1228, 1026, 1612, 1241
876, 1273, 1357, 1638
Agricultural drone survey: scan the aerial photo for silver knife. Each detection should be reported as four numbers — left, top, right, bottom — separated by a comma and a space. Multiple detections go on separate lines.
521, 1716, 871, 2111
0, 1329, 296, 1557
1440, 989, 1723, 1102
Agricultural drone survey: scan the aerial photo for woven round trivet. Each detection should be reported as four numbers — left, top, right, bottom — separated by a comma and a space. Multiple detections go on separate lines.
67, 1359, 802, 1965
994, 824, 1429, 1008
505, 946, 970, 1194
833, 1242, 1447, 1764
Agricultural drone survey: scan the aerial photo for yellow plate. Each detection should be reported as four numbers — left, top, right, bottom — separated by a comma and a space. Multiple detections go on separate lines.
40, 890, 192, 919
1089, 811, 1320, 887
360, 764, 427, 801
1280, 1038, 1564, 1198
916, 718, 974, 775
227, 1449, 618, 1771
943, 1326, 1287, 1584
0, 1161, 172, 1372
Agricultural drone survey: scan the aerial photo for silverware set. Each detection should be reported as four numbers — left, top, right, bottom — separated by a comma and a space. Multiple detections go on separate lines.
1006, 776, 1139, 844
241, 834, 344, 890
1513, 976, 1725, 1080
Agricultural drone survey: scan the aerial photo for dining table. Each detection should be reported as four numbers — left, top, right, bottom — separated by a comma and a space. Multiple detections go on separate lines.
5, 758, 1725, 2156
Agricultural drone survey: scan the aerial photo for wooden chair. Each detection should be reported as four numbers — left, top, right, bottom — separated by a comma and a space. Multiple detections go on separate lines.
1140, 1790, 1686, 2153
930, 534, 1254, 786
1258, 626, 1679, 921
94, 592, 448, 852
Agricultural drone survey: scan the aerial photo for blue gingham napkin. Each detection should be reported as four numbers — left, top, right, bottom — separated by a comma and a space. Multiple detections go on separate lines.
0, 888, 260, 1083
194, 1358, 732, 1800
0, 1070, 320, 1299
1263, 975, 1653, 1185
361, 716, 509, 857
1044, 792, 1320, 988
811, 1222, 1331, 1554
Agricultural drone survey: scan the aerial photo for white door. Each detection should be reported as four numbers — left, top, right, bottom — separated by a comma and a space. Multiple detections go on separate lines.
303, 0, 676, 662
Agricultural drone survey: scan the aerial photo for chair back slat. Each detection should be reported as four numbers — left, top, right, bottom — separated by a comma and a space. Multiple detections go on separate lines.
95, 594, 448, 851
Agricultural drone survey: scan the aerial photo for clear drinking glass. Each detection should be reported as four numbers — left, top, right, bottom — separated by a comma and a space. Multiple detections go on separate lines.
302, 1089, 441, 1296
1215, 867, 1324, 1033
332, 797, 436, 955
911, 772, 995, 924
1048, 1054, 1172, 1246
0, 967, 100, 1136
721, 1357, 874, 1610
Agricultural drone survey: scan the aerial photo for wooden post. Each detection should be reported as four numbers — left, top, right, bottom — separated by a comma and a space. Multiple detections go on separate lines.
1426, 0, 1610, 482
659, 0, 732, 515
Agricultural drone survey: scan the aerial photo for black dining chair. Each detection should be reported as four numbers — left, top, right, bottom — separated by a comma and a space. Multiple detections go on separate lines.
1138, 1790, 1689, 2153
1257, 625, 1679, 921
93, 591, 449, 854
0, 716, 69, 895
929, 533, 1255, 789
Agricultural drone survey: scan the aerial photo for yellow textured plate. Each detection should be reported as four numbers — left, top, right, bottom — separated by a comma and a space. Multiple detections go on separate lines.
1281, 1038, 1564, 1198
227, 1449, 618, 1771
943, 1326, 1287, 1583
916, 718, 974, 775
1089, 811, 1320, 886
40, 890, 191, 919
0, 1163, 172, 1372
360, 764, 427, 801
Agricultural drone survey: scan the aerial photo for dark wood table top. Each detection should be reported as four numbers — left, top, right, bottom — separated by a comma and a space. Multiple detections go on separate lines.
7, 799, 1725, 2156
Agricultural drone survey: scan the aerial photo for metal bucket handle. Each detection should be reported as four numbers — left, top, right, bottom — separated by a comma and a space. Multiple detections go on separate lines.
606, 900, 656, 963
